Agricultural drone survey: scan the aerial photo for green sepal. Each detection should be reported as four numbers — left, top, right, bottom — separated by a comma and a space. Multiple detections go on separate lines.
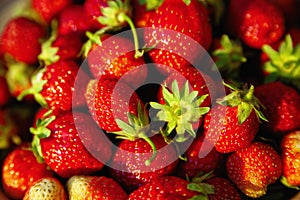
188, 194, 209, 200
17, 67, 48, 108
280, 176, 300, 190
30, 110, 56, 163
217, 82, 268, 124
138, 0, 165, 10
262, 34, 300, 89
38, 20, 60, 65
150, 81, 210, 142
212, 34, 246, 78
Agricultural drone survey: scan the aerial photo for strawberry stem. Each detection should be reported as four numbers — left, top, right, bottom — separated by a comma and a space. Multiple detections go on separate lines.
143, 136, 157, 166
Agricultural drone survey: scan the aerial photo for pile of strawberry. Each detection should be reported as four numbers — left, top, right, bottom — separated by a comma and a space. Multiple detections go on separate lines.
0, 0, 300, 199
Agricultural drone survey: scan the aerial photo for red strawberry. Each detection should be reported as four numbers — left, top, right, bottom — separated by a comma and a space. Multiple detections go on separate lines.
85, 77, 142, 132
134, 0, 212, 75
2, 144, 53, 199
176, 133, 224, 179
23, 177, 67, 200
17, 60, 86, 113
57, 4, 92, 36
205, 177, 241, 200
280, 130, 300, 187
261, 34, 300, 89
0, 109, 21, 150
203, 83, 267, 153
83, 0, 109, 30
226, 142, 282, 198
254, 81, 300, 136
30, 111, 112, 178
87, 34, 147, 87
128, 176, 198, 199
67, 175, 128, 200
0, 17, 45, 64
31, 0, 72, 23
226, 0, 286, 49
150, 80, 210, 143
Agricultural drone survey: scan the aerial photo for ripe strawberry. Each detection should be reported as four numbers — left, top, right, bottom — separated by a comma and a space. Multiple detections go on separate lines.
134, 0, 212, 75
226, 0, 285, 49
30, 111, 112, 178
23, 177, 66, 200
87, 34, 147, 87
128, 176, 198, 199
150, 80, 210, 143
57, 4, 92, 36
31, 0, 72, 23
85, 77, 142, 132
261, 34, 300, 89
2, 144, 53, 199
108, 103, 178, 191
67, 175, 128, 200
203, 83, 267, 153
226, 142, 282, 198
83, 0, 109, 30
280, 131, 300, 187
17, 60, 85, 113
0, 17, 45, 64
254, 81, 300, 136
176, 133, 224, 179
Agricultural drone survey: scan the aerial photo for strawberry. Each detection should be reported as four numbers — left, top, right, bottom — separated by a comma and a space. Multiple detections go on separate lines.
31, 0, 72, 23
261, 34, 300, 89
57, 4, 92, 36
1, 144, 53, 199
226, 0, 286, 49
67, 175, 128, 200
280, 130, 300, 187
128, 176, 198, 199
150, 80, 210, 143
23, 177, 66, 200
108, 103, 178, 191
0, 109, 21, 150
83, 0, 109, 30
203, 83, 267, 153
0, 17, 46, 64
176, 133, 224, 179
226, 141, 282, 198
30, 111, 112, 178
38, 21, 83, 65
254, 81, 300, 136
134, 0, 212, 75
87, 34, 147, 87
85, 77, 142, 132
17, 60, 85, 113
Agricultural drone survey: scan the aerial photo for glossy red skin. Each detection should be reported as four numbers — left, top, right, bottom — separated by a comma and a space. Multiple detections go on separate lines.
0, 17, 45, 64
177, 134, 223, 178
206, 177, 241, 200
109, 135, 179, 192
57, 4, 92, 36
0, 76, 10, 106
203, 105, 259, 153
281, 131, 300, 186
134, 0, 212, 75
2, 144, 53, 200
87, 34, 147, 88
254, 82, 300, 136
83, 0, 108, 30
41, 111, 111, 178
128, 176, 198, 199
31, 0, 72, 23
226, 142, 282, 198
227, 0, 285, 49
85, 77, 142, 132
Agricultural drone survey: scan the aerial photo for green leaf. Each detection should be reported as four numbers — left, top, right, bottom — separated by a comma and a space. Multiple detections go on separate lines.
237, 101, 252, 124
188, 194, 209, 200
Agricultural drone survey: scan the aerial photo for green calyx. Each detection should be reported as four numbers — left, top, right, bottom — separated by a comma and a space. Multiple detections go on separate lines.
30, 110, 56, 163
150, 80, 210, 143
38, 20, 60, 65
17, 66, 48, 108
81, 0, 143, 58
217, 82, 268, 124
262, 34, 300, 89
110, 102, 157, 166
138, 0, 165, 10
187, 171, 215, 200
212, 34, 246, 78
